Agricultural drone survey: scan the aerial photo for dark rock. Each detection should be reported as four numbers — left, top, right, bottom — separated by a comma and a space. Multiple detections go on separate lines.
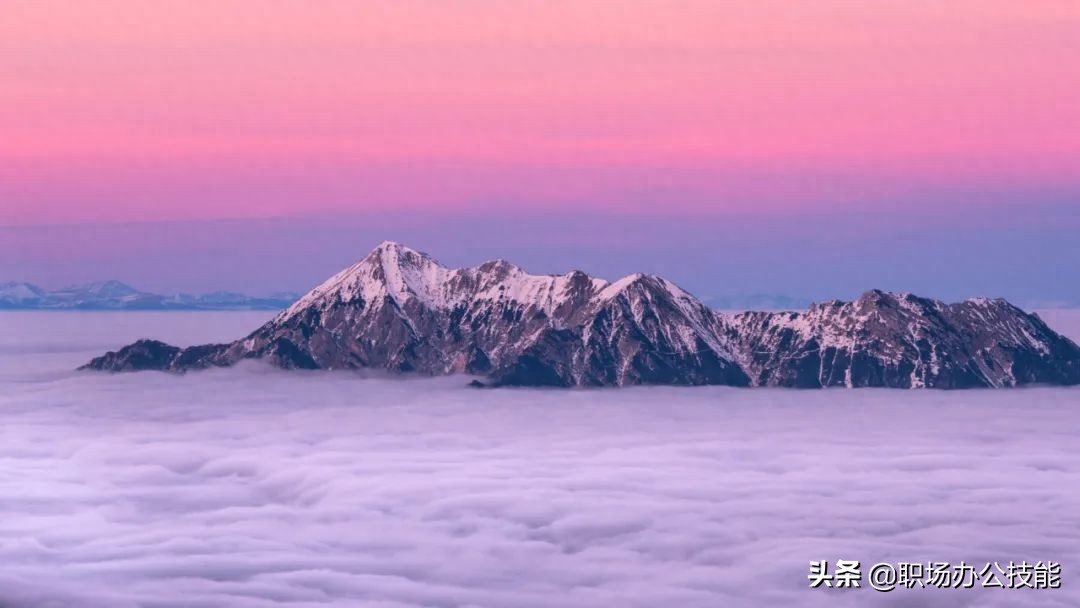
80, 339, 230, 373
81, 242, 1080, 389
722, 291, 1080, 388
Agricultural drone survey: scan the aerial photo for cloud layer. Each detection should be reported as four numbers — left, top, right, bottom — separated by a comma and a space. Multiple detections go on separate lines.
1, 311, 1079, 607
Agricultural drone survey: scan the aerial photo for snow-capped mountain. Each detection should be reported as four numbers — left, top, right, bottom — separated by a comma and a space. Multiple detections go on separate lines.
60, 280, 140, 299
0, 282, 299, 311
0, 282, 47, 307
44, 281, 162, 309
82, 241, 1080, 388
85, 242, 748, 385
165, 291, 303, 310
721, 290, 1080, 388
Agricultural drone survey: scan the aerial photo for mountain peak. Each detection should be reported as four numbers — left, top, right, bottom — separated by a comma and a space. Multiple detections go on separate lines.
363, 241, 440, 269
598, 273, 697, 304
855, 288, 897, 303
275, 242, 453, 319
598, 272, 650, 298
1, 282, 297, 310
69, 280, 139, 297
83, 243, 1080, 389
0, 280, 44, 292
852, 289, 931, 312
0, 281, 46, 304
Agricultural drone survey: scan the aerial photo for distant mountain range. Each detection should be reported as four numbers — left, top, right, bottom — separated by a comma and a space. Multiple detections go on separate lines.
0, 281, 299, 311
83, 241, 1080, 388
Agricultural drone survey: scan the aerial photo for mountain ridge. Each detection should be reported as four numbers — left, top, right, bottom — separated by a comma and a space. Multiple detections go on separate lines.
81, 241, 1080, 388
0, 281, 300, 311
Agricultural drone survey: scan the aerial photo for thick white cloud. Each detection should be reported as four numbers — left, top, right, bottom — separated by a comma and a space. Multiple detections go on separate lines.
0, 311, 1079, 607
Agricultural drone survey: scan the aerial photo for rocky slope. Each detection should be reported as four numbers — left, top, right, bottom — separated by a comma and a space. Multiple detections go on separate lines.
82, 242, 1080, 388
721, 290, 1080, 388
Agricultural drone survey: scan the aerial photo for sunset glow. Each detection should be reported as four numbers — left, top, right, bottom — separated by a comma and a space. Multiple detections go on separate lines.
4, 0, 1080, 224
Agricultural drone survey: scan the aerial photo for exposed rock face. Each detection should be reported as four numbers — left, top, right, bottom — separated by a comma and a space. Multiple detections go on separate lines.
722, 290, 1080, 388
89, 340, 233, 372
491, 274, 749, 387
82, 242, 1080, 389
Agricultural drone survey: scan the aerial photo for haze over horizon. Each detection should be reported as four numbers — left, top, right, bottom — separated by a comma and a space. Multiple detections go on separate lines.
4, 206, 1079, 306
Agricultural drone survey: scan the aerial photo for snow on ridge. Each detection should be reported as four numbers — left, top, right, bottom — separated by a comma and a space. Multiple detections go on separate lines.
277, 246, 1060, 372
274, 242, 729, 356
598, 273, 648, 301
278, 242, 620, 322
0, 281, 45, 301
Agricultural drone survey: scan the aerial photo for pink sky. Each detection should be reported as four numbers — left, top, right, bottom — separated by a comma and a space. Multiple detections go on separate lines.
3, 1, 1080, 224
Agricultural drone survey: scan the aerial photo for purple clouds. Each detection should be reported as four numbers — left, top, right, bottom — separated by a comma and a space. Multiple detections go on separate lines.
0, 312, 1079, 607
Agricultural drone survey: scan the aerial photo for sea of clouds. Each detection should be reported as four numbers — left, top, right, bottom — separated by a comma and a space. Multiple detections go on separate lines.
1, 311, 1079, 607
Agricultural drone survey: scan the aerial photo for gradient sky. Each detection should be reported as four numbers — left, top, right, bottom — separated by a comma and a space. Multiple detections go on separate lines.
2, 1, 1079, 302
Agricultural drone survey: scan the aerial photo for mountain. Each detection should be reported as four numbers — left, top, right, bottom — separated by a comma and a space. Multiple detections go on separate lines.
164, 291, 304, 310
82, 241, 1080, 388
0, 282, 47, 308
721, 291, 1080, 388
0, 282, 299, 311
83, 242, 748, 386
44, 281, 167, 310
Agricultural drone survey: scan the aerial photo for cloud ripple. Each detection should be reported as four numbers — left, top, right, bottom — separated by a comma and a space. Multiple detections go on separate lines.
0, 311, 1078, 607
